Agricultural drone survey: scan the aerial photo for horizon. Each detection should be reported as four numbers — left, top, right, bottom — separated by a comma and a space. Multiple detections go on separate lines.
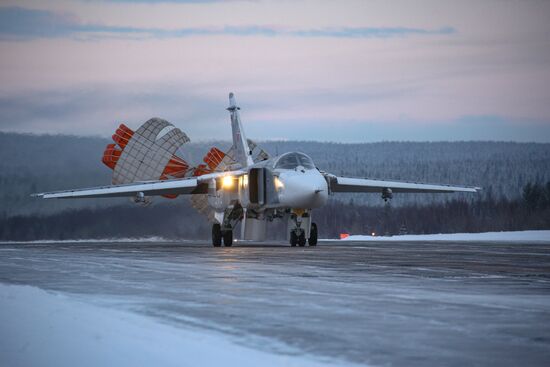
2, 130, 549, 146
1, 1, 550, 142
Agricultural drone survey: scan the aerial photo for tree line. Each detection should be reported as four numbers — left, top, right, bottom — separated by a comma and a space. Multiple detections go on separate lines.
522, 182, 550, 211
317, 184, 550, 238
2, 132, 550, 217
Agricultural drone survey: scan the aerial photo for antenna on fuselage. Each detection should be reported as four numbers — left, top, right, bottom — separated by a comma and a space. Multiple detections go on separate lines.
227, 92, 254, 168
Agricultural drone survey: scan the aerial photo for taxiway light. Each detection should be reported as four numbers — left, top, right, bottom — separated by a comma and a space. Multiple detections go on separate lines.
222, 175, 234, 189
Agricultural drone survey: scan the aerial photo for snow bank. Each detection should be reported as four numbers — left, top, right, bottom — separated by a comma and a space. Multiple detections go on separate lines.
336, 230, 550, 243
0, 237, 176, 245
0, 284, 338, 367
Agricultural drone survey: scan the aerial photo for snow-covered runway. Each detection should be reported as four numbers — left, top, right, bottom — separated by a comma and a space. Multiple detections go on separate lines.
1, 239, 550, 366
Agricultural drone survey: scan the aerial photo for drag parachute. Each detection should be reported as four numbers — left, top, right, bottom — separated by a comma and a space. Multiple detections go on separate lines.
101, 118, 270, 211
102, 119, 190, 200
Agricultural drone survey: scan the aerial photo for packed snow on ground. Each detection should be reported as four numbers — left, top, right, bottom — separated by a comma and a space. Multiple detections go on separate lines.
0, 236, 177, 245
0, 284, 343, 367
336, 230, 550, 243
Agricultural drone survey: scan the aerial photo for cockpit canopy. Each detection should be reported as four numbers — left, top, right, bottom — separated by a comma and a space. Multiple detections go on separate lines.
274, 152, 316, 170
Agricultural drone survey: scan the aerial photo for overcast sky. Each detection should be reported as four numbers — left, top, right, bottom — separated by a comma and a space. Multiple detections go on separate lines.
0, 0, 549, 142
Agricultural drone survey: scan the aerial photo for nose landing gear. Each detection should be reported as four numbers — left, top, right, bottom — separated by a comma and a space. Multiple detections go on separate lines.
290, 231, 297, 246
289, 221, 317, 247
289, 230, 307, 246
298, 232, 306, 246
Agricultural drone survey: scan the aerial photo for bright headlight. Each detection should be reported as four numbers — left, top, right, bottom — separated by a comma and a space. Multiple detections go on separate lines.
274, 176, 284, 190
222, 175, 234, 189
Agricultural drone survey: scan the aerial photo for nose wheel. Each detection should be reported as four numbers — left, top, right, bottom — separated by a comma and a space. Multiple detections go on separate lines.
289, 231, 306, 246
290, 231, 297, 246
289, 222, 317, 247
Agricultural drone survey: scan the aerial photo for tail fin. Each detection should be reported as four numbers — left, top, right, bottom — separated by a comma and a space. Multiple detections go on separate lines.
227, 92, 254, 168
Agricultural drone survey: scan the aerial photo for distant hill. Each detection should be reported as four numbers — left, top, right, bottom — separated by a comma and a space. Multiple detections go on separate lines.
1, 132, 550, 216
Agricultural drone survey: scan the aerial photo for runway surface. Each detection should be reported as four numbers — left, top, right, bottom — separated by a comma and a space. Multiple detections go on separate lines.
1, 240, 550, 366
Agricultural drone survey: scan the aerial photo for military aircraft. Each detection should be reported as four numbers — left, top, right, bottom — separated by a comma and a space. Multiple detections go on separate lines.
34, 93, 480, 246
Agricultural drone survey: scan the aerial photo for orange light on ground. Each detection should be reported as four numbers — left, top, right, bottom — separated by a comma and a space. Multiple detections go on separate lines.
340, 233, 350, 239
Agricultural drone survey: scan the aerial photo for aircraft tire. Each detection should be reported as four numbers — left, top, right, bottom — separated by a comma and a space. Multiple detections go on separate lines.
290, 231, 298, 246
309, 223, 318, 246
212, 224, 222, 247
223, 230, 233, 247
298, 232, 306, 247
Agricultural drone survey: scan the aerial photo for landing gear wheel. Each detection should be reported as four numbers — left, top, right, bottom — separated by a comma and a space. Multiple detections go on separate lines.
290, 231, 297, 246
212, 224, 222, 247
298, 232, 306, 247
308, 223, 318, 246
223, 230, 233, 247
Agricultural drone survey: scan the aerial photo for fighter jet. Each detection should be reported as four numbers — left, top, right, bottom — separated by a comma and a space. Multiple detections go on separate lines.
34, 93, 480, 246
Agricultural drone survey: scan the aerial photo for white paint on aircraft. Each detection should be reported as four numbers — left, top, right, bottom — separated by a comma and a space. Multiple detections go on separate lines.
34, 93, 480, 245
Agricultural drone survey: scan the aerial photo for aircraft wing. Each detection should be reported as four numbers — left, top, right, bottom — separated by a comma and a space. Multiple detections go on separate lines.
33, 171, 244, 199
327, 175, 480, 194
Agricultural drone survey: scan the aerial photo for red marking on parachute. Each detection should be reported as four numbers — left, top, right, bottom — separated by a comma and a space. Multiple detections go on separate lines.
101, 143, 122, 170
160, 156, 190, 198
162, 194, 179, 199
159, 174, 179, 199
102, 123, 133, 170
203, 147, 226, 170
101, 123, 192, 199
193, 164, 211, 177
162, 155, 189, 179
112, 124, 134, 149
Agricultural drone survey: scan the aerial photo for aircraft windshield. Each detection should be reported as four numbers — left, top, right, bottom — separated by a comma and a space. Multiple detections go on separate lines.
274, 153, 315, 170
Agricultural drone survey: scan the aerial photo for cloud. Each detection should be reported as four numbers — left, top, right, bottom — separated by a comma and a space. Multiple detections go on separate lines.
0, 6, 455, 40
103, 0, 237, 3
0, 86, 226, 138
288, 26, 455, 38
0, 7, 76, 38
104, 0, 235, 3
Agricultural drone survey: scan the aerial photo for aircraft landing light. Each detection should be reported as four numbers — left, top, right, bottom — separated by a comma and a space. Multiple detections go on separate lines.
274, 176, 284, 190
222, 175, 234, 189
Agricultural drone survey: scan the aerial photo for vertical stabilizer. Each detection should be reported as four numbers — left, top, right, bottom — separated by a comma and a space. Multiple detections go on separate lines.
227, 93, 254, 168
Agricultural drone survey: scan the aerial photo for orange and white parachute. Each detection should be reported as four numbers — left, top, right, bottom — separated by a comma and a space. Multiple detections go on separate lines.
101, 118, 269, 208
101, 119, 190, 199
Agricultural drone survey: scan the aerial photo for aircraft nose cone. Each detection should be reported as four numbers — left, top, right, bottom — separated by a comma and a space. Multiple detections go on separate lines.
278, 172, 328, 209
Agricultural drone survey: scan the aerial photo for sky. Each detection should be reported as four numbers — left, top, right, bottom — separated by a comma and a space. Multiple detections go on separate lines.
0, 0, 549, 142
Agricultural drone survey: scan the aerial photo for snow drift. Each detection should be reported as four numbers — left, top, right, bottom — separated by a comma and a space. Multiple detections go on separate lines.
337, 230, 550, 243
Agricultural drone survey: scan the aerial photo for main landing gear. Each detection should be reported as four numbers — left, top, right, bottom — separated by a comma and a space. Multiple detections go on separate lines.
289, 222, 318, 247
212, 223, 233, 247
309, 222, 318, 246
